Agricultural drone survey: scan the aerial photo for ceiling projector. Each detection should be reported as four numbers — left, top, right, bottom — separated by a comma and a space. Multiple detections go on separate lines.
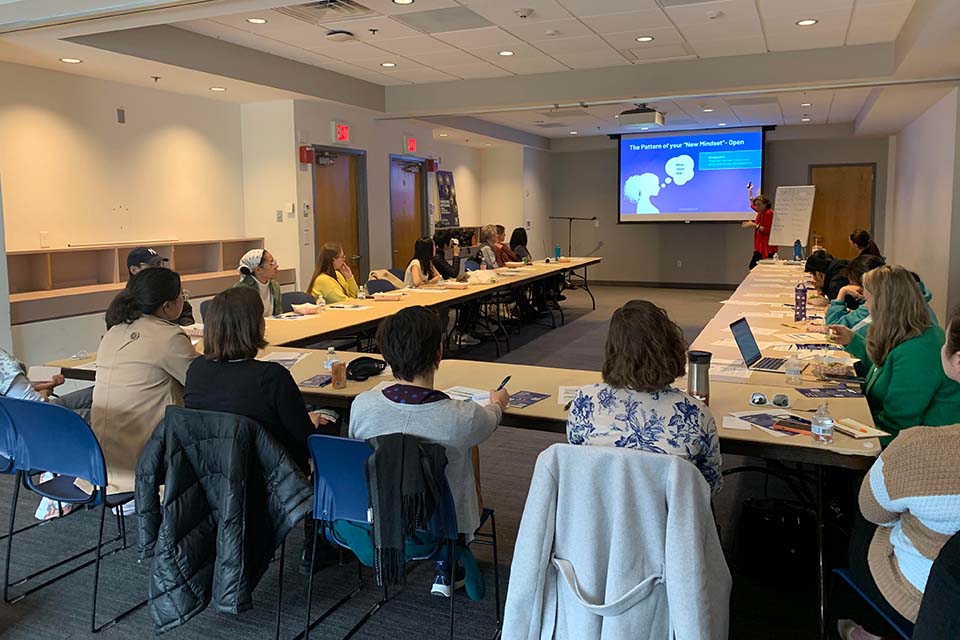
617, 106, 665, 130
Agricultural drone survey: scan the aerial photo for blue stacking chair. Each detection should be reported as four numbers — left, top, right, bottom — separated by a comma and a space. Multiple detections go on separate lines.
282, 291, 317, 312
463, 259, 481, 272
364, 279, 396, 294
832, 568, 913, 639
388, 268, 406, 282
299, 434, 501, 640
200, 298, 213, 321
0, 396, 146, 632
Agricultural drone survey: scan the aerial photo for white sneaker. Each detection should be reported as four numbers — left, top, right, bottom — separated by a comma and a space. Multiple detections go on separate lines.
458, 334, 481, 346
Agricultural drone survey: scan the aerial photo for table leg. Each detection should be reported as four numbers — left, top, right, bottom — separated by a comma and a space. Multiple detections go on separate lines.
816, 465, 826, 640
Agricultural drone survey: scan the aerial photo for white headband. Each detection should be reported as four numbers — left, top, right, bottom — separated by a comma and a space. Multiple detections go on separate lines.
239, 249, 265, 274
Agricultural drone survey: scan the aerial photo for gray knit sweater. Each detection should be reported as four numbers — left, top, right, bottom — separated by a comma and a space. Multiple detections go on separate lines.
349, 389, 501, 535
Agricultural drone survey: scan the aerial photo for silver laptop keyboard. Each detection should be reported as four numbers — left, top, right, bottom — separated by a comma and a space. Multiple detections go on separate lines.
756, 357, 787, 370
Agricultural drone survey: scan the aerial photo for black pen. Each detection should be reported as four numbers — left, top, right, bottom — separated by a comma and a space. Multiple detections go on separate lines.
563, 400, 573, 411
496, 376, 511, 390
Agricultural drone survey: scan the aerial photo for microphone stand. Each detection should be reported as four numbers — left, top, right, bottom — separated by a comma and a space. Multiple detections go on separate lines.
548, 216, 598, 310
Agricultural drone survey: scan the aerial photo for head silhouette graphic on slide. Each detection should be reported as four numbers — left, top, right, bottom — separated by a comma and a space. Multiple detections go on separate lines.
624, 173, 661, 214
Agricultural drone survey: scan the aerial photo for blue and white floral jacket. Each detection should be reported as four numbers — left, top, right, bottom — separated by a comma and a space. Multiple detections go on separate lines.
567, 383, 722, 493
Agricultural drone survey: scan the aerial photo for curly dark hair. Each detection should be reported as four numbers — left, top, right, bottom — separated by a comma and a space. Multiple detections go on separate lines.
602, 300, 687, 392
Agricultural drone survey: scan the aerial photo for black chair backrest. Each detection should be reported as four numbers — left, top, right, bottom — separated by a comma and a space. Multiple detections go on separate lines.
914, 530, 960, 639
388, 268, 405, 281
281, 291, 316, 313
200, 299, 212, 321
365, 279, 396, 294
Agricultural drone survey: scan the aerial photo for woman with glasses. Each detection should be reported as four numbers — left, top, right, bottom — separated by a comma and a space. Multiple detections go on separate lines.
234, 249, 282, 316
308, 242, 358, 304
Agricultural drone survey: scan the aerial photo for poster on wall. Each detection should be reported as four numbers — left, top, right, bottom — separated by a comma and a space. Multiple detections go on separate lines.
436, 170, 459, 227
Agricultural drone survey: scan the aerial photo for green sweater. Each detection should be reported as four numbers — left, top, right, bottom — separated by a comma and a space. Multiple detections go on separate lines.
863, 324, 960, 444
233, 274, 283, 316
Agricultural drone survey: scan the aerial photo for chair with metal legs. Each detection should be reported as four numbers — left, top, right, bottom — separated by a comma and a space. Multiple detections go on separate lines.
0, 396, 146, 632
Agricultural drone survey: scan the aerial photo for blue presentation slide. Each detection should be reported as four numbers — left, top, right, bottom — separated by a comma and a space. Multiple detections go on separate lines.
619, 128, 763, 221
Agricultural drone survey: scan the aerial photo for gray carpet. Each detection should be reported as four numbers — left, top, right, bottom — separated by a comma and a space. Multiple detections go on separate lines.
0, 286, 822, 639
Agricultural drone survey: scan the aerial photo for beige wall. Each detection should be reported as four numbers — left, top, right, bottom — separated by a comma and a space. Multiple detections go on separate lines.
480, 145, 522, 229
0, 176, 11, 353
0, 61, 245, 251
521, 147, 554, 258
292, 99, 482, 281
888, 89, 960, 320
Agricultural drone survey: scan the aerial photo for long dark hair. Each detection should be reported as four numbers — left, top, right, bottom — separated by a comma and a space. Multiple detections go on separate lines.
413, 237, 434, 277
105, 268, 181, 330
509, 227, 528, 251
203, 288, 267, 361
843, 254, 886, 286
850, 229, 881, 256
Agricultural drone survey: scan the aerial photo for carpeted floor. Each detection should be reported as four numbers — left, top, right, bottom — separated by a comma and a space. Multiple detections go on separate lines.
0, 285, 830, 639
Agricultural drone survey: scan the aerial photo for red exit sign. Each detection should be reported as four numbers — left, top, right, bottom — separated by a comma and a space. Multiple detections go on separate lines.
331, 121, 350, 144
404, 135, 417, 153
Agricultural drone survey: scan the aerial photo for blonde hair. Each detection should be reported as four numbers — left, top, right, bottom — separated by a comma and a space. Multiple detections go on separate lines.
863, 265, 930, 366
480, 224, 498, 243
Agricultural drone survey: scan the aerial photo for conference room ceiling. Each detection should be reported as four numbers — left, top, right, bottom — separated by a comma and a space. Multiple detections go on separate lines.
176, 0, 917, 86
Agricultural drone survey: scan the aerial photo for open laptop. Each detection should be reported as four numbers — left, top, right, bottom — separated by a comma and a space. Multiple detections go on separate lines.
729, 318, 791, 373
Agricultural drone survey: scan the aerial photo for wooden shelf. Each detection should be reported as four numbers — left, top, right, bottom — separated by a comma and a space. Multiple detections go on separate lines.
6, 238, 282, 325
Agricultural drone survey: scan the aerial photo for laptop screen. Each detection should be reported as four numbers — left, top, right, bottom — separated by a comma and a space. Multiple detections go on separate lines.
729, 318, 762, 366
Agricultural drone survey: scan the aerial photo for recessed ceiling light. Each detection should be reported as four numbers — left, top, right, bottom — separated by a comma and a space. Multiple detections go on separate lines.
209, 86, 227, 92
800, 102, 812, 107
246, 17, 267, 24
717, 122, 727, 126
702, 108, 714, 113
59, 57, 82, 64
393, 0, 415, 4
380, 62, 396, 67
635, 36, 655, 42
801, 117, 811, 122
498, 50, 515, 56
796, 19, 818, 26
438, 133, 448, 137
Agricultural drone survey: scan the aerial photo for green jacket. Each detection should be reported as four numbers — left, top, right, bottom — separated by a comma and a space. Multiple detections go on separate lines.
862, 324, 960, 445
233, 274, 283, 316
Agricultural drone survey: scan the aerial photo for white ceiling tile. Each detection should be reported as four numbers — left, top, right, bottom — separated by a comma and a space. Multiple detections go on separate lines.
470, 46, 570, 72
467, 41, 547, 61
763, 9, 851, 51
349, 57, 424, 72
549, 48, 631, 69
757, 0, 853, 17
688, 35, 766, 58
388, 67, 459, 83
846, 1, 914, 45
826, 88, 870, 122
556, 0, 662, 18
460, 0, 571, 25
208, 13, 328, 49
406, 48, 483, 66
372, 36, 459, 55
602, 27, 683, 49
434, 26, 525, 48
440, 61, 514, 78
502, 18, 593, 41
578, 10, 672, 34
304, 41, 398, 61
318, 16, 426, 41
532, 34, 615, 55
666, 0, 759, 25
355, 0, 460, 15
623, 43, 694, 62
728, 103, 784, 125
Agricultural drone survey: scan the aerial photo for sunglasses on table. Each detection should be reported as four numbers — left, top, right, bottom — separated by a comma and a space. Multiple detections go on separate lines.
749, 392, 791, 408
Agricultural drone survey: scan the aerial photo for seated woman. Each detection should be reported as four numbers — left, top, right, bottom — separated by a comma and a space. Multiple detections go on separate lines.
838, 307, 960, 640
849, 228, 882, 257
404, 237, 442, 288
477, 225, 501, 269
92, 268, 199, 495
509, 227, 531, 262
829, 265, 960, 442
308, 242, 358, 304
494, 225, 519, 264
234, 248, 282, 317
566, 300, 722, 493
350, 306, 508, 596
431, 230, 461, 279
826, 254, 887, 331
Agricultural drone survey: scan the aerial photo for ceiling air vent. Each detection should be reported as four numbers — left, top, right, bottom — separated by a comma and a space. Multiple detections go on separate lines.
275, 1, 374, 25
535, 122, 569, 129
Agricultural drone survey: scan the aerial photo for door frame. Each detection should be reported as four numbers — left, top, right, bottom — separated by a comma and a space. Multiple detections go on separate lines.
388, 154, 429, 267
310, 144, 370, 280
806, 162, 878, 241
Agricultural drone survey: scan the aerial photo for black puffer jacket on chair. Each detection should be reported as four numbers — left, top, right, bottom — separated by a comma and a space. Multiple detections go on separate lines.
135, 406, 312, 632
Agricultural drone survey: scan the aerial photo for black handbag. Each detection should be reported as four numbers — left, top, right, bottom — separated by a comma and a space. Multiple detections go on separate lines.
346, 357, 387, 382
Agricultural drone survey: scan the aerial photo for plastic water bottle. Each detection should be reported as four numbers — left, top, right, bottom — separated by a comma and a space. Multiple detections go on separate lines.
772, 251, 780, 261
357, 285, 367, 300
785, 356, 803, 385
793, 240, 803, 262
554, 244, 562, 260
324, 346, 336, 370
795, 282, 807, 322
812, 403, 835, 444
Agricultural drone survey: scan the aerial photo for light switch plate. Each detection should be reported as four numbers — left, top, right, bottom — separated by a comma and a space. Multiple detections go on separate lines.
276, 210, 283, 223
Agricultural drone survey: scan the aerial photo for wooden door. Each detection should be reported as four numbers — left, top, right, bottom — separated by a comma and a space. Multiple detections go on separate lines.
314, 154, 362, 279
390, 158, 424, 270
808, 164, 875, 259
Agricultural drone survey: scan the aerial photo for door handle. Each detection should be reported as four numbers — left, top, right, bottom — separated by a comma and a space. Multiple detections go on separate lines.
351, 255, 361, 260
393, 249, 399, 253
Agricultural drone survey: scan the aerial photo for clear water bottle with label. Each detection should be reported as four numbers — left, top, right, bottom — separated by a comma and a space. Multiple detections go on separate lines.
795, 282, 808, 322
812, 403, 835, 444
324, 346, 337, 370
772, 251, 780, 261
357, 285, 367, 300
785, 355, 803, 385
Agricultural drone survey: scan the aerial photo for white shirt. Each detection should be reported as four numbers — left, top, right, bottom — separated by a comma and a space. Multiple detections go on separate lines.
255, 278, 273, 317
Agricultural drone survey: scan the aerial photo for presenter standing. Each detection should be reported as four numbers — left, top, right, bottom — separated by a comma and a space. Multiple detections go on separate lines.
741, 182, 777, 269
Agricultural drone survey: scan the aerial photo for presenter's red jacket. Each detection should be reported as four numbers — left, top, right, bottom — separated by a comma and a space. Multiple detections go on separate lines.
754, 208, 777, 257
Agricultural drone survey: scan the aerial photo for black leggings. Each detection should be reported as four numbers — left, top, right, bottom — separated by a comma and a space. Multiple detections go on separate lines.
749, 250, 777, 270
846, 514, 913, 633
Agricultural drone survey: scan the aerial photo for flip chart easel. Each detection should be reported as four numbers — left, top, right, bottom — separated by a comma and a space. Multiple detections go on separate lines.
769, 185, 816, 248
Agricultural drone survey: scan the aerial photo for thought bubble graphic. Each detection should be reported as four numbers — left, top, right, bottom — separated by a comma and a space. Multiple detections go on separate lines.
665, 155, 695, 186
665, 177, 672, 184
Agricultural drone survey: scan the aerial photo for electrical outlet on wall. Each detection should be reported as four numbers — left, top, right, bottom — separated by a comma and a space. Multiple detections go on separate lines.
525, 219, 533, 230
40, 231, 50, 248
676, 260, 683, 269
594, 219, 600, 228
276, 210, 283, 223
